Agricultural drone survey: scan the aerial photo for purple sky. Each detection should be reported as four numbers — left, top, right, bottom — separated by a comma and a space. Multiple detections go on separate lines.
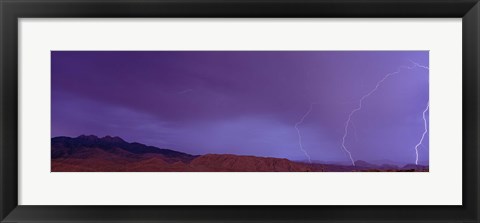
51, 51, 429, 165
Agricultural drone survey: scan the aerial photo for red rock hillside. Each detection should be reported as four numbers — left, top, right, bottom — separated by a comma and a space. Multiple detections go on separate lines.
51, 135, 428, 172
51, 135, 317, 172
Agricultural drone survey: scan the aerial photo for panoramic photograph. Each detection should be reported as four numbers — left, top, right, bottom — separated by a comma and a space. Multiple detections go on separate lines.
51, 51, 429, 172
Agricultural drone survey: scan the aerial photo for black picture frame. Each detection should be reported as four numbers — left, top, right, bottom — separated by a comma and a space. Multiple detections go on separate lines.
1, 0, 479, 222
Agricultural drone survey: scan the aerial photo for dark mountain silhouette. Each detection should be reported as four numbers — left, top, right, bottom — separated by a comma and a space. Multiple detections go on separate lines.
369, 159, 406, 167
51, 135, 429, 172
379, 164, 399, 170
401, 164, 429, 171
51, 135, 316, 172
52, 135, 195, 159
354, 160, 378, 168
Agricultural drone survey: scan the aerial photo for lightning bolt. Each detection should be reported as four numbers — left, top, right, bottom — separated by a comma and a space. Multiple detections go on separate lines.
414, 102, 429, 165
341, 61, 429, 166
409, 60, 430, 70
410, 60, 429, 165
295, 103, 317, 163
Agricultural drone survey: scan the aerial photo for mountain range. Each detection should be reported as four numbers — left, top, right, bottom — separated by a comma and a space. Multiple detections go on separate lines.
51, 135, 429, 172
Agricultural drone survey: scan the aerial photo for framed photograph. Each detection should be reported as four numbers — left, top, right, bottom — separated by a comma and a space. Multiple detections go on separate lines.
1, 0, 479, 222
